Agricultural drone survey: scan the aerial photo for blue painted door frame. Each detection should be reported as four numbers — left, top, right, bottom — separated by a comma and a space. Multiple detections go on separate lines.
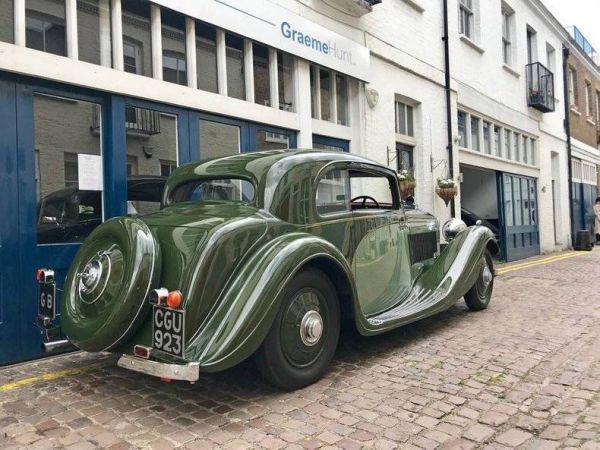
0, 78, 195, 365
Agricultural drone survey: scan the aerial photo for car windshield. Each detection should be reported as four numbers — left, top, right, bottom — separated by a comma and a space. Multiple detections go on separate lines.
170, 178, 255, 204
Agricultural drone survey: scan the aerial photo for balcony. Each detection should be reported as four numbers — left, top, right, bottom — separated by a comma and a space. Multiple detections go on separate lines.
526, 62, 555, 113
91, 105, 162, 136
325, 0, 382, 16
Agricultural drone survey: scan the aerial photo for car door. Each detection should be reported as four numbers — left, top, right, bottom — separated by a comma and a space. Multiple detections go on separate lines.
349, 164, 412, 317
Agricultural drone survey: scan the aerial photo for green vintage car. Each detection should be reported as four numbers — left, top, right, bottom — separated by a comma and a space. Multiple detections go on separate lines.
60, 150, 498, 389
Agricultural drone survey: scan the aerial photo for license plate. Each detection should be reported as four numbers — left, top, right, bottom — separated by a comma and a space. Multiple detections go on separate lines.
38, 282, 56, 320
152, 306, 185, 358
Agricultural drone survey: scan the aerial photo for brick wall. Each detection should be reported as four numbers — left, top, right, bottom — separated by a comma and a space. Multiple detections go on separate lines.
568, 54, 600, 149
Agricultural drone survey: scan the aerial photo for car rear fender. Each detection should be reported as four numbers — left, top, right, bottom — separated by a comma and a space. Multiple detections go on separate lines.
185, 233, 356, 372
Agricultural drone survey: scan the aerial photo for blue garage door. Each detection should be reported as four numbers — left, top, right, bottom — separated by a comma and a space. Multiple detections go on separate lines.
498, 172, 540, 262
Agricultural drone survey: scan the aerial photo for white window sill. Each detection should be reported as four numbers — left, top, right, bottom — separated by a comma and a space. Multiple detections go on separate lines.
502, 64, 520, 78
401, 0, 425, 13
460, 35, 485, 54
586, 117, 596, 126
570, 107, 581, 116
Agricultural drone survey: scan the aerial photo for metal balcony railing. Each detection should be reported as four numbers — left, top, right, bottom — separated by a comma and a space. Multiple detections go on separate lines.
526, 62, 555, 113
91, 105, 161, 135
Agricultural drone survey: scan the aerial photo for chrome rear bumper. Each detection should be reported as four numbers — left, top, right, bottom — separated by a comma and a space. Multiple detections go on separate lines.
117, 354, 200, 382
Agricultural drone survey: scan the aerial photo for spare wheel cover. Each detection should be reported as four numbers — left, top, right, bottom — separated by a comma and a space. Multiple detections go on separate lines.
62, 217, 160, 352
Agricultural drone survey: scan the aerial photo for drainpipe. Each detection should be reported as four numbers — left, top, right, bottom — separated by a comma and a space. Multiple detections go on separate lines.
562, 46, 575, 246
442, 0, 455, 217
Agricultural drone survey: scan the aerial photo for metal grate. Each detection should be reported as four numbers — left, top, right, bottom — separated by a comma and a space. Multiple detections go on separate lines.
408, 231, 438, 265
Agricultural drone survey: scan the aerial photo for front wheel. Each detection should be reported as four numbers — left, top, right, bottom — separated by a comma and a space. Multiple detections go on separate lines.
464, 250, 495, 311
255, 267, 340, 390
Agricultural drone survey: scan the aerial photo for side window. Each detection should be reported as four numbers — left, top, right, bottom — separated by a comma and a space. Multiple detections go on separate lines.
316, 169, 350, 215
350, 170, 395, 210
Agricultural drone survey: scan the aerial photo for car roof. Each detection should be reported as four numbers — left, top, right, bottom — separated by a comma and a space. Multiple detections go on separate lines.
164, 149, 395, 211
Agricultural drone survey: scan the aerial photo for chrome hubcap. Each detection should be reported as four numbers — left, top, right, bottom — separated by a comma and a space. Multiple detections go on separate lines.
80, 259, 103, 294
299, 310, 323, 346
482, 264, 493, 288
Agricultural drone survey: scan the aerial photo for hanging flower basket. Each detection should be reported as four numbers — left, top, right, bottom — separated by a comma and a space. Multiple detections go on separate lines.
436, 187, 458, 206
436, 178, 457, 206
399, 180, 416, 199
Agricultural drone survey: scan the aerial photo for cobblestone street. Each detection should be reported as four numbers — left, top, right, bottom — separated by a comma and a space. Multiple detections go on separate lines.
1, 249, 600, 449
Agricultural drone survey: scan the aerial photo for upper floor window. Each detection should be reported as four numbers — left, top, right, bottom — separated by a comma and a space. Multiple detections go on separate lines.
123, 39, 142, 74
196, 22, 218, 93
162, 9, 187, 86
26, 6, 66, 56
395, 101, 414, 137
501, 4, 514, 65
585, 81, 593, 119
310, 65, 349, 126
253, 42, 271, 106
568, 67, 578, 108
458, 0, 474, 39
457, 111, 467, 147
162, 51, 187, 85
225, 33, 245, 100
278, 52, 294, 112
122, 0, 152, 78
0, 0, 14, 44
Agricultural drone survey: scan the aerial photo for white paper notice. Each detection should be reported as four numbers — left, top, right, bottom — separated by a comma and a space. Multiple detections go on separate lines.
78, 154, 103, 191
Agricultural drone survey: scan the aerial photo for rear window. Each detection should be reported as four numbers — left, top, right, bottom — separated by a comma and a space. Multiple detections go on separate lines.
170, 178, 255, 203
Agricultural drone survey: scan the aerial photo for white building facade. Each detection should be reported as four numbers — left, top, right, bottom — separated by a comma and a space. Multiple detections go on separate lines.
0, 0, 582, 363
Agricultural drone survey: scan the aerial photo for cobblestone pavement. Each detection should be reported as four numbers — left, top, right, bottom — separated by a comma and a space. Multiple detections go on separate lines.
1, 249, 600, 449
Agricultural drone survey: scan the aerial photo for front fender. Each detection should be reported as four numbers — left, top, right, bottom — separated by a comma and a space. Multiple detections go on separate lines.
185, 233, 354, 372
416, 225, 497, 304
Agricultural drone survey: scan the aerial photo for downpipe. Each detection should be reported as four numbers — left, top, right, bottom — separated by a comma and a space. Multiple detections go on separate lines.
442, 0, 455, 218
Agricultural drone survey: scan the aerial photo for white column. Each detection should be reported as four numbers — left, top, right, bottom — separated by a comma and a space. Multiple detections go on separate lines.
216, 29, 227, 96
312, 65, 321, 120
185, 17, 197, 89
243, 39, 254, 103
151, 4, 162, 80
296, 59, 313, 148
269, 48, 279, 110
65, 0, 78, 59
330, 70, 337, 124
14, 0, 25, 46
111, 0, 123, 71
99, 0, 111, 67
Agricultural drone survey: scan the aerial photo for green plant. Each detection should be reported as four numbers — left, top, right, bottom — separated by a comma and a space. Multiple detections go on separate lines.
398, 169, 415, 182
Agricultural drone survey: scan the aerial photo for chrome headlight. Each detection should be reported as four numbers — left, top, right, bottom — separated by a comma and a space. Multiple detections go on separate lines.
442, 218, 467, 241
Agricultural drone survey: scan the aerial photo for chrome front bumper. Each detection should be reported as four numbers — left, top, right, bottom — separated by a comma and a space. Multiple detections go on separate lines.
117, 355, 200, 382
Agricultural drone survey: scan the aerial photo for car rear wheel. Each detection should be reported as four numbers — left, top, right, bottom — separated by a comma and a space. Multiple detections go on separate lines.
255, 267, 340, 390
464, 250, 494, 311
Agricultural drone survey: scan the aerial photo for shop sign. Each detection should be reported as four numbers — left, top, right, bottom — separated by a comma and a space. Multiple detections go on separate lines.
151, 0, 371, 81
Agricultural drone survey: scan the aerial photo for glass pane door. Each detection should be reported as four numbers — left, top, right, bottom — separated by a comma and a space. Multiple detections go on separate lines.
125, 105, 178, 215
199, 119, 241, 160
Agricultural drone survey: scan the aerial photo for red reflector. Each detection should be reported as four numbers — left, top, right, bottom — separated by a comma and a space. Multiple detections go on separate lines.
160, 377, 172, 383
36, 269, 45, 282
134, 345, 151, 359
167, 290, 183, 309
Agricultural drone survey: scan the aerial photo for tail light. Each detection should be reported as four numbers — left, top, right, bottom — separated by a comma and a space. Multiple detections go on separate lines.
167, 290, 183, 309
36, 268, 55, 283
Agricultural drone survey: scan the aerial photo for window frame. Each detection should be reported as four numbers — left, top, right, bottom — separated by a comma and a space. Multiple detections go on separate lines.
501, 3, 514, 66
459, 0, 474, 39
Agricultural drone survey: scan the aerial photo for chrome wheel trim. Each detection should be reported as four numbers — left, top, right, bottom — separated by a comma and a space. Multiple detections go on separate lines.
482, 264, 493, 288
78, 252, 112, 305
299, 310, 324, 347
